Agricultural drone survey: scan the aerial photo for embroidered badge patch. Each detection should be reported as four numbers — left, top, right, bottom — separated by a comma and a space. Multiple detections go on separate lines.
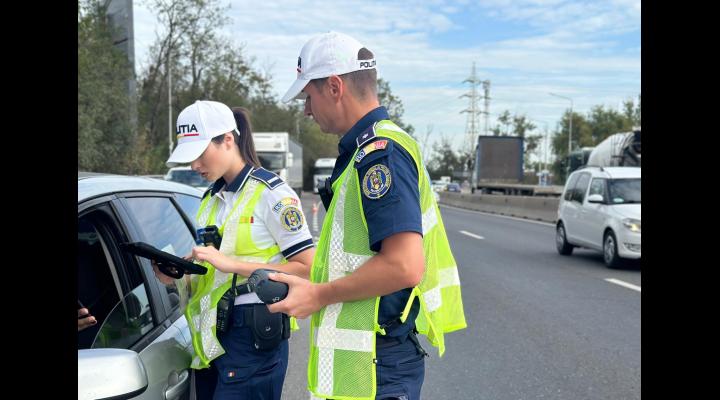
280, 206, 304, 232
362, 164, 392, 199
355, 139, 388, 163
272, 197, 299, 214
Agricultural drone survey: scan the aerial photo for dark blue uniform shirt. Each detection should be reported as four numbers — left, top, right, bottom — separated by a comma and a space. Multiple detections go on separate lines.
328, 106, 421, 337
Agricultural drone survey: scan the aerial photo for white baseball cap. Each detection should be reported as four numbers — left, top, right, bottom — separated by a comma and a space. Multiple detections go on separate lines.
166, 100, 238, 167
281, 31, 376, 103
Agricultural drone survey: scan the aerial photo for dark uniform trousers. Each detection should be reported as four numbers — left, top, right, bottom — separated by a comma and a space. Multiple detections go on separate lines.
195, 304, 289, 400
374, 332, 426, 400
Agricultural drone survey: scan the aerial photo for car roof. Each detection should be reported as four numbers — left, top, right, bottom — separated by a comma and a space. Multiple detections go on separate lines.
572, 167, 641, 179
78, 172, 204, 203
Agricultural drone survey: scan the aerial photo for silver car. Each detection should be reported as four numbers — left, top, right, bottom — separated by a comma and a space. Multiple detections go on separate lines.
78, 172, 203, 400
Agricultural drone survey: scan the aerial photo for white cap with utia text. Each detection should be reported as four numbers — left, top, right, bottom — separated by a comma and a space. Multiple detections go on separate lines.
166, 100, 237, 167
281, 31, 376, 103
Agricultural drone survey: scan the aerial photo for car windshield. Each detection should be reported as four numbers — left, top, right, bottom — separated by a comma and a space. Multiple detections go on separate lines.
314, 168, 334, 176
168, 170, 211, 187
607, 178, 641, 204
257, 152, 286, 170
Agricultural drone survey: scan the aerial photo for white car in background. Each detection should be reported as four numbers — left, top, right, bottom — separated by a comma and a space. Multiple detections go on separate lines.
556, 167, 641, 268
165, 166, 212, 190
432, 181, 448, 192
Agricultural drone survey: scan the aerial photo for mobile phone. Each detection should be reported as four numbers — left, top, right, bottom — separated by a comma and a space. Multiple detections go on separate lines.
78, 300, 90, 319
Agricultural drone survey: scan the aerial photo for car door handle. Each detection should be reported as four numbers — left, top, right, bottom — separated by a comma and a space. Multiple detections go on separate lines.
165, 369, 190, 400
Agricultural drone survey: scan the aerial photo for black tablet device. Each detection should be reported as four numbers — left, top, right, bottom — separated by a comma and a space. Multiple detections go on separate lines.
121, 242, 208, 278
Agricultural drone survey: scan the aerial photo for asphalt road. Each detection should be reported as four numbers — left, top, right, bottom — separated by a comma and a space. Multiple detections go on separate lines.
281, 193, 640, 400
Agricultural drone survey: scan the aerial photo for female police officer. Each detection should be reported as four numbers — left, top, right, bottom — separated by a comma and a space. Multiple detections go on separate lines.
155, 100, 314, 400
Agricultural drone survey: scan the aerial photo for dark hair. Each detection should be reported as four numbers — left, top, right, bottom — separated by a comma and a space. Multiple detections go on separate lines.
210, 106, 262, 167
311, 47, 377, 100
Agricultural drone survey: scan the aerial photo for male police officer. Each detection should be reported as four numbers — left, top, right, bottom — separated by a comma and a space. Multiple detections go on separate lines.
268, 32, 466, 400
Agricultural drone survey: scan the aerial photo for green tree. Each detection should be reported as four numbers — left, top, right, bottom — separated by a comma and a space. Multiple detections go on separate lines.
377, 78, 415, 137
622, 95, 641, 127
427, 135, 463, 180
78, 0, 138, 173
587, 105, 633, 144
137, 0, 270, 172
550, 110, 593, 182
490, 110, 513, 136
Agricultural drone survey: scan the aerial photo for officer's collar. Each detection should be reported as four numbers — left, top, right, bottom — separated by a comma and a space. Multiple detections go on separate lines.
338, 106, 389, 155
209, 163, 254, 195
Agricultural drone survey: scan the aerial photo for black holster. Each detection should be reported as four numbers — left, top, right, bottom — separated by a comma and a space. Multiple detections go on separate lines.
319, 178, 333, 210
250, 304, 290, 351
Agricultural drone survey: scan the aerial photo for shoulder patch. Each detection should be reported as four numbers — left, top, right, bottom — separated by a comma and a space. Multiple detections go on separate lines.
272, 197, 299, 214
250, 167, 284, 189
280, 206, 304, 232
362, 164, 392, 199
356, 127, 376, 148
355, 139, 389, 163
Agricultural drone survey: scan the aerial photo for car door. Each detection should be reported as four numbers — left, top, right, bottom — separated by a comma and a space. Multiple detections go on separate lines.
580, 178, 608, 250
561, 172, 582, 242
570, 173, 592, 246
78, 197, 190, 400
113, 192, 203, 400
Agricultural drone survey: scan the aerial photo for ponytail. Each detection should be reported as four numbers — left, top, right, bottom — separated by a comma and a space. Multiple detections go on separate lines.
211, 106, 262, 167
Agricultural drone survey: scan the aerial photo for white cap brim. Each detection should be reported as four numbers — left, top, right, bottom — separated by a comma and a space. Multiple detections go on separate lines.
166, 139, 212, 167
281, 77, 311, 103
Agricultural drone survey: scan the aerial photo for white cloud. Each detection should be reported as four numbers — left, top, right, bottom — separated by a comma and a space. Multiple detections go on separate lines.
132, 0, 640, 150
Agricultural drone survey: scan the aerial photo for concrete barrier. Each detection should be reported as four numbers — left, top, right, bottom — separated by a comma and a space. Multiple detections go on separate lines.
439, 192, 559, 223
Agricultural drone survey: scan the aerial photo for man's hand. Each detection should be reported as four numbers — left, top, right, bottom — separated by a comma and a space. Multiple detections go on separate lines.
152, 261, 176, 285
266, 273, 325, 319
78, 308, 96, 332
192, 246, 235, 273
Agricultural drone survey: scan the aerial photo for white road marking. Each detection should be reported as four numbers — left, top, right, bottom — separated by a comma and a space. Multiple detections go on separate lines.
605, 278, 641, 292
459, 230, 485, 240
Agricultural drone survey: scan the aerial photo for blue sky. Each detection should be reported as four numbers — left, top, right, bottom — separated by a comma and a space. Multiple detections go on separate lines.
133, 0, 640, 163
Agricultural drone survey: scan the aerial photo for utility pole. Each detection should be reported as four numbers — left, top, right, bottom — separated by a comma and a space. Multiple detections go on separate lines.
168, 54, 173, 158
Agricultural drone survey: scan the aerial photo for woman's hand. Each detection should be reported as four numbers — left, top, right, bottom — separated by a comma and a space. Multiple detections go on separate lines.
192, 246, 237, 274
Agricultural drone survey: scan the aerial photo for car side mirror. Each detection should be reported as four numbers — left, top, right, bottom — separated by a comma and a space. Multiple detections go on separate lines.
587, 194, 604, 203
287, 153, 294, 168
78, 349, 148, 400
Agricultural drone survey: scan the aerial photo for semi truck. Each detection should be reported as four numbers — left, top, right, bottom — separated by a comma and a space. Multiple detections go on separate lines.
253, 132, 304, 196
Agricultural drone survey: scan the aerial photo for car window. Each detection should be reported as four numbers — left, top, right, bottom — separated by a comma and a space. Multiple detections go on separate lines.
588, 178, 607, 199
608, 178, 641, 204
123, 197, 197, 313
91, 284, 154, 349
175, 193, 202, 229
572, 173, 591, 203
315, 168, 334, 175
257, 152, 286, 170
78, 210, 150, 350
124, 197, 196, 255
168, 169, 212, 187
564, 173, 580, 201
